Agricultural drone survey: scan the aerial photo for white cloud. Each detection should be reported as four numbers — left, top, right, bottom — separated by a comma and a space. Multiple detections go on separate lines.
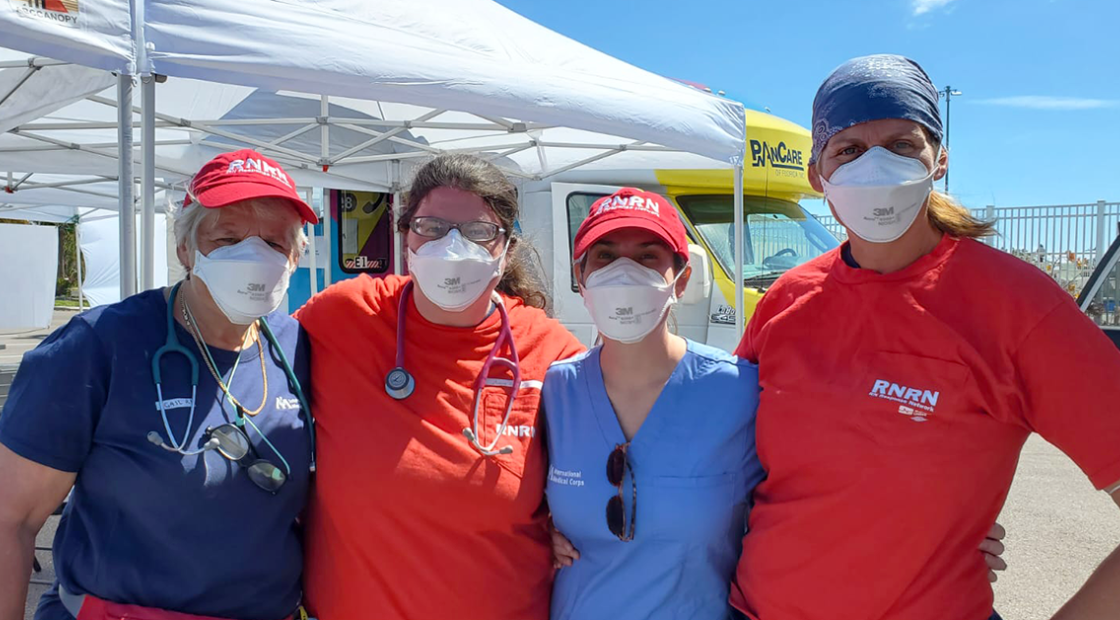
975, 96, 1119, 110
912, 0, 957, 15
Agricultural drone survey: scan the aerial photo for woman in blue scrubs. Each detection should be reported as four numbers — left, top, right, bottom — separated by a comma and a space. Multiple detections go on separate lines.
0, 150, 315, 620
543, 188, 764, 620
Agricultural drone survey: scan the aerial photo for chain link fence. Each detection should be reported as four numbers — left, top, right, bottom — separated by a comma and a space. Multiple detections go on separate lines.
815, 200, 1120, 297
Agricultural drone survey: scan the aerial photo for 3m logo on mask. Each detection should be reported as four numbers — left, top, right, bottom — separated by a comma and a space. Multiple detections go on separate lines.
10, 0, 79, 26
225, 157, 292, 187
247, 283, 266, 292
444, 277, 461, 286
749, 140, 805, 171
869, 379, 940, 421
615, 307, 634, 316
873, 207, 895, 217
593, 194, 660, 217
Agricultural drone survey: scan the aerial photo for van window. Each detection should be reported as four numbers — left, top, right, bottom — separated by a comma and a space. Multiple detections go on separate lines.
566, 192, 607, 292
336, 190, 393, 274
676, 195, 838, 287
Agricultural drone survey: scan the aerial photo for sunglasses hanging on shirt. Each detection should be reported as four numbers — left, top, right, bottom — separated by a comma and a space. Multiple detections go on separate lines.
606, 442, 636, 542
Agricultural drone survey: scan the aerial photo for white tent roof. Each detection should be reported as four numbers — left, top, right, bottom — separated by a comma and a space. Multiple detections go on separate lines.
0, 0, 745, 164
0, 0, 751, 327
1, 66, 745, 209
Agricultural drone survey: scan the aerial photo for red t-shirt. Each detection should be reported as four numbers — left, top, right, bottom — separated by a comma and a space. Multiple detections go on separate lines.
731, 235, 1120, 620
297, 275, 584, 620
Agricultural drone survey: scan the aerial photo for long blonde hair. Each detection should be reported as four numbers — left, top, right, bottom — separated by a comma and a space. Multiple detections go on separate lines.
927, 190, 996, 239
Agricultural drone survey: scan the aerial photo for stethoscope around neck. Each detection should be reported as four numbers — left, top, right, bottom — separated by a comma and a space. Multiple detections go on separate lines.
150, 282, 316, 471
385, 280, 521, 457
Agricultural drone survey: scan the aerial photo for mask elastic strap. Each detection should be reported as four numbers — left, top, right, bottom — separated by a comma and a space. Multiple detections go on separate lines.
667, 265, 687, 300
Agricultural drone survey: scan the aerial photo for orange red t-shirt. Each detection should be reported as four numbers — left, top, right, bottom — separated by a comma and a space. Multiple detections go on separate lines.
731, 234, 1120, 620
297, 275, 584, 620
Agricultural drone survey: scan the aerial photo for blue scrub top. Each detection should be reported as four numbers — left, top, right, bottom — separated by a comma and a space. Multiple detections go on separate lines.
0, 289, 311, 620
544, 339, 764, 620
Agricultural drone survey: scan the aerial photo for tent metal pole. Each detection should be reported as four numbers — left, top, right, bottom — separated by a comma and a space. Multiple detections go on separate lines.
322, 193, 333, 288
733, 163, 745, 338
305, 188, 319, 298
320, 95, 332, 288
75, 215, 84, 310
393, 160, 403, 276
141, 75, 156, 291
117, 74, 136, 299
0, 66, 39, 108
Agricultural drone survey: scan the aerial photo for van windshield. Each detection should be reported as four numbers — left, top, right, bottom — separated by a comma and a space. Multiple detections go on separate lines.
676, 194, 839, 287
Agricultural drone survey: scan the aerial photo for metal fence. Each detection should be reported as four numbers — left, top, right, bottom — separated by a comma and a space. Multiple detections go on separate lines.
815, 200, 1120, 296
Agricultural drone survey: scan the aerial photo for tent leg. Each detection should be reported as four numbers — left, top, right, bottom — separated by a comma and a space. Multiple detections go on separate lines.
323, 195, 332, 288
733, 163, 744, 338
305, 188, 318, 297
117, 74, 137, 299
140, 75, 156, 291
76, 215, 84, 310
320, 95, 333, 288
392, 160, 403, 276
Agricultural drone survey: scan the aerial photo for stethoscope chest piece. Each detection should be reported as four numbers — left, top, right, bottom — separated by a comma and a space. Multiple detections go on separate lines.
385, 366, 415, 400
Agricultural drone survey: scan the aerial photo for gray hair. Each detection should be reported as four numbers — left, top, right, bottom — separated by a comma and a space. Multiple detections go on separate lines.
172, 197, 309, 270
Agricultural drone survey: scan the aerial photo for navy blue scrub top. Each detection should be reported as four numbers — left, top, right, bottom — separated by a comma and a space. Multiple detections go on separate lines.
0, 289, 311, 620
544, 339, 765, 620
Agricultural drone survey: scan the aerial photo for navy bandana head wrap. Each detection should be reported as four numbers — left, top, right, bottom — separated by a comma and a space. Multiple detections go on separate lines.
810, 54, 943, 165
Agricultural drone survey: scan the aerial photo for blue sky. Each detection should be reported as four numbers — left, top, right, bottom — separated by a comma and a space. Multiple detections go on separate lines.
497, 0, 1119, 214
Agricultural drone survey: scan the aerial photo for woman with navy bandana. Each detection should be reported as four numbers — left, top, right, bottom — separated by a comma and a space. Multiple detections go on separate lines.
729, 54, 1120, 620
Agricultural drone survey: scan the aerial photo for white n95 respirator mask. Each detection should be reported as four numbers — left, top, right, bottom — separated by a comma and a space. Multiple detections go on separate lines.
408, 229, 507, 312
192, 236, 293, 325
821, 146, 936, 243
581, 258, 682, 344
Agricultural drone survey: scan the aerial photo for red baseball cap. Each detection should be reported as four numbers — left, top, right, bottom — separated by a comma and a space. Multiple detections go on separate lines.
573, 188, 689, 262
184, 149, 318, 224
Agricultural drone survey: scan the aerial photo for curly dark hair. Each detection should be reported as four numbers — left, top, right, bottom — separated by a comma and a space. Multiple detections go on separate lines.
398, 154, 549, 310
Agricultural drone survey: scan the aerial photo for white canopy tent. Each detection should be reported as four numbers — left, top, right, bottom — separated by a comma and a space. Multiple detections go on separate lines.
0, 0, 751, 333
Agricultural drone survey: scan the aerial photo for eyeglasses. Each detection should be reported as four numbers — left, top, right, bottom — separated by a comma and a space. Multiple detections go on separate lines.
409, 216, 506, 243
606, 443, 635, 541
206, 424, 288, 494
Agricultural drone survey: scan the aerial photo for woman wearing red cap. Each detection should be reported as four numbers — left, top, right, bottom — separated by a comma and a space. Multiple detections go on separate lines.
730, 54, 1120, 620
542, 187, 763, 620
0, 149, 317, 620
296, 153, 584, 620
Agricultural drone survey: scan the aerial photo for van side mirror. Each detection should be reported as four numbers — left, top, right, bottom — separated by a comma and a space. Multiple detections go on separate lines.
681, 243, 712, 305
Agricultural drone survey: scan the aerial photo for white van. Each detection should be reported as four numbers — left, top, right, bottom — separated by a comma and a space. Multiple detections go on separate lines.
288, 109, 838, 352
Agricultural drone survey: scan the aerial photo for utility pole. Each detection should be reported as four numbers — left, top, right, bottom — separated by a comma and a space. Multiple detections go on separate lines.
940, 85, 962, 194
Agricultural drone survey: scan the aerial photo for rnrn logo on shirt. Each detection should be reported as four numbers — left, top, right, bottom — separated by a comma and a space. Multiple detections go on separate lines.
494, 424, 536, 438
869, 379, 940, 421
591, 194, 660, 217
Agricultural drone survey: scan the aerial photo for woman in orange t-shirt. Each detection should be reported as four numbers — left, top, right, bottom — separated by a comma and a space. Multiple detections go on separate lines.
731, 54, 1120, 620
296, 154, 584, 620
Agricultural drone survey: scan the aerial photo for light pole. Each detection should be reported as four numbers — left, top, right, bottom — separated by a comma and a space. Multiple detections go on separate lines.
939, 85, 962, 193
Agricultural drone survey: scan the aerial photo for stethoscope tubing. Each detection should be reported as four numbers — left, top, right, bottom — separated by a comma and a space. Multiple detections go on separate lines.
390, 280, 521, 456
151, 282, 315, 470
